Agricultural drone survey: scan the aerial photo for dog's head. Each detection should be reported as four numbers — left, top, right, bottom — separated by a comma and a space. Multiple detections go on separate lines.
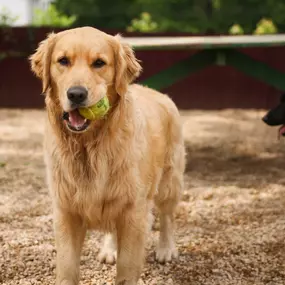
29, 27, 142, 133
262, 93, 285, 137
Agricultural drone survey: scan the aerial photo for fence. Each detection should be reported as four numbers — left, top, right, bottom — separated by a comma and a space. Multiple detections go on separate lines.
1, 28, 285, 109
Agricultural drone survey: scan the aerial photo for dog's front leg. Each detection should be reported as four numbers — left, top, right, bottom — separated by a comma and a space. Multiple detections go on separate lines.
54, 208, 86, 285
115, 208, 147, 285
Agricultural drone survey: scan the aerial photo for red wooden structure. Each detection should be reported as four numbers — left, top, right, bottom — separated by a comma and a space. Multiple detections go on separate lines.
1, 28, 285, 110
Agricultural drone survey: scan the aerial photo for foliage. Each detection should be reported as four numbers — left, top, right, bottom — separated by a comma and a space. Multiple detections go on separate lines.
0, 7, 19, 26
127, 12, 158, 32
254, 18, 278, 35
229, 24, 244, 35
134, 0, 214, 33
53, 0, 285, 34
54, 0, 141, 29
32, 4, 76, 27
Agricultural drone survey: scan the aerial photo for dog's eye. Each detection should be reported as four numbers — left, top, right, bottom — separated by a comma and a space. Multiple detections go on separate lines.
58, 57, 70, 66
92, 59, 106, 68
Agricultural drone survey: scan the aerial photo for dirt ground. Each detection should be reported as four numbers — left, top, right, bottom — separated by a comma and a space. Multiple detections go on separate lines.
1, 108, 285, 285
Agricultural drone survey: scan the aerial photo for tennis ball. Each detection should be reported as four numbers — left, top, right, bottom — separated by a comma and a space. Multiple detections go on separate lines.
79, 96, 110, 120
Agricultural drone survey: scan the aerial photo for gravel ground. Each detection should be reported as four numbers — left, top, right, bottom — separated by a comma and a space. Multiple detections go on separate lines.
1, 108, 285, 285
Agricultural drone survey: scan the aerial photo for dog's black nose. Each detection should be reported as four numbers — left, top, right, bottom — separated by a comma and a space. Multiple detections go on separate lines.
67, 86, 87, 104
262, 114, 269, 124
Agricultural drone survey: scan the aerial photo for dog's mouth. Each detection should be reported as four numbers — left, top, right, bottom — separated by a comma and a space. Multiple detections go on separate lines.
279, 125, 285, 137
62, 109, 90, 133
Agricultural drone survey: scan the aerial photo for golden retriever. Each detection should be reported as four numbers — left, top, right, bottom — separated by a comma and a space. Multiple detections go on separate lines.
30, 26, 185, 285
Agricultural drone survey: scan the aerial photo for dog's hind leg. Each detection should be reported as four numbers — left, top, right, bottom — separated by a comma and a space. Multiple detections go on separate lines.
98, 232, 117, 264
155, 144, 185, 263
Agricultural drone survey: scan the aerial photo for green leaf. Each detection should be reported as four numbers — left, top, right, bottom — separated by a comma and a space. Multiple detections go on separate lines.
32, 4, 77, 27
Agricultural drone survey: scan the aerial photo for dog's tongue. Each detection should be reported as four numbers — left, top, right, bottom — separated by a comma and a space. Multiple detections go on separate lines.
68, 109, 86, 128
279, 125, 285, 136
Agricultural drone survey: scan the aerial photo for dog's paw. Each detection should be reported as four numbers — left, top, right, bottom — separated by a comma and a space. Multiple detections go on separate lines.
155, 245, 178, 263
97, 248, 117, 265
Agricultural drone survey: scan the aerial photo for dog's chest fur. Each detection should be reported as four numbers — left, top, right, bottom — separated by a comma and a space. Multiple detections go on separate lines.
45, 122, 154, 231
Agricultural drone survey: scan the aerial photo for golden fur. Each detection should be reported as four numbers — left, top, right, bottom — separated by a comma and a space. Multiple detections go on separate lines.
30, 26, 185, 285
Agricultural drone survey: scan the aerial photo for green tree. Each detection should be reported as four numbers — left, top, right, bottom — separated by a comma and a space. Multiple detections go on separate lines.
0, 7, 18, 26
229, 24, 244, 35
135, 0, 214, 33
127, 12, 158, 32
53, 0, 285, 34
54, 0, 140, 29
32, 4, 77, 27
217, 0, 285, 34
254, 18, 278, 34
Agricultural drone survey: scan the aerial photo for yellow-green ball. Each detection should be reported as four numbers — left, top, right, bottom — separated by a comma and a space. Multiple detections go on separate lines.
79, 96, 110, 120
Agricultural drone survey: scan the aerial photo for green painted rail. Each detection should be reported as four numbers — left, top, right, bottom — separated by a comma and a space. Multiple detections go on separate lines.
122, 35, 285, 91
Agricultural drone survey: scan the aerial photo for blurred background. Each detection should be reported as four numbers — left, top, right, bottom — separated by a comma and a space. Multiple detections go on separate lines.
1, 1, 285, 285
0, 0, 284, 34
1, 0, 285, 109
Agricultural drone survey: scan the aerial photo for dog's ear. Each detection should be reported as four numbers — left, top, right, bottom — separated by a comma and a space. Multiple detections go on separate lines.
114, 34, 142, 97
29, 32, 57, 94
